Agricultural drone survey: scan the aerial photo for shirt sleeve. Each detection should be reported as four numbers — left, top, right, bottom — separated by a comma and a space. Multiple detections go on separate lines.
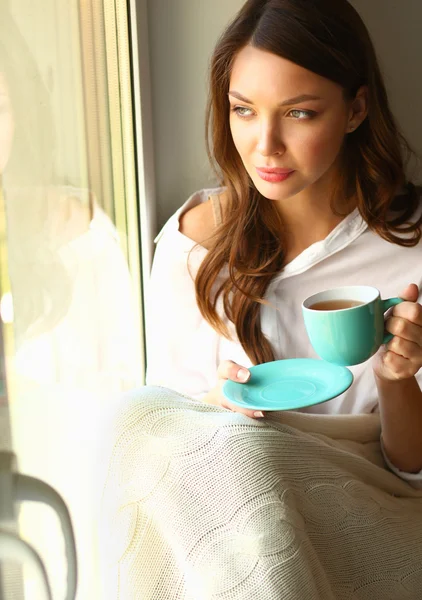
380, 436, 422, 490
145, 223, 220, 399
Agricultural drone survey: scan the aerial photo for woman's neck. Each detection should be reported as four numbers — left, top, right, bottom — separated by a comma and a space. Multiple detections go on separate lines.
274, 187, 356, 264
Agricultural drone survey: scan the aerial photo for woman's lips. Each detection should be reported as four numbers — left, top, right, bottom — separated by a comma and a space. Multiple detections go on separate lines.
256, 168, 295, 183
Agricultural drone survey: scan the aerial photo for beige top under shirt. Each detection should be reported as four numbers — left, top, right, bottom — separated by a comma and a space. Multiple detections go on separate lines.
210, 193, 223, 227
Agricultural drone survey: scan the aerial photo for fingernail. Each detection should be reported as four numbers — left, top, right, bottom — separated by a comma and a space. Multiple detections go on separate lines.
254, 411, 264, 418
237, 368, 250, 382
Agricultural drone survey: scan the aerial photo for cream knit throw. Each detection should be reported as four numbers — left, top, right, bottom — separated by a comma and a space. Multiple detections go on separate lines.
100, 386, 422, 600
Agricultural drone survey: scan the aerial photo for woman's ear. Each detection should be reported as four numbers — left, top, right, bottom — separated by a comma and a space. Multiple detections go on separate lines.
347, 85, 369, 133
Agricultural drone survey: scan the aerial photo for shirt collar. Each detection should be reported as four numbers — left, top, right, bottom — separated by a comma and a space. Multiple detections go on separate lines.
272, 208, 368, 281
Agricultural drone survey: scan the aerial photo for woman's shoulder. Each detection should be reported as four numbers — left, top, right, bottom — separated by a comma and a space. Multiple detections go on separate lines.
156, 186, 228, 250
150, 186, 226, 260
179, 187, 228, 250
178, 199, 214, 248
150, 187, 227, 286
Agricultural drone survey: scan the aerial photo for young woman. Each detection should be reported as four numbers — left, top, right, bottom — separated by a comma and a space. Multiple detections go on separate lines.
146, 0, 422, 482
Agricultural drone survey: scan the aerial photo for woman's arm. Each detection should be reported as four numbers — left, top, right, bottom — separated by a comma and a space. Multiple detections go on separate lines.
372, 283, 422, 475
145, 199, 219, 398
376, 375, 422, 473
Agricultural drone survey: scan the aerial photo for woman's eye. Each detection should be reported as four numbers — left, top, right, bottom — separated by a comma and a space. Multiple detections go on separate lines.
288, 109, 315, 119
231, 106, 254, 118
230, 106, 316, 120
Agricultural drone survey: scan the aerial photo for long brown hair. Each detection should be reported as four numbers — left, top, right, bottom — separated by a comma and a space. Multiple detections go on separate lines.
195, 0, 421, 365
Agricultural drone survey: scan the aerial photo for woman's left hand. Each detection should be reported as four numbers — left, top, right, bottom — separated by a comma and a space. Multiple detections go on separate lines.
372, 283, 422, 382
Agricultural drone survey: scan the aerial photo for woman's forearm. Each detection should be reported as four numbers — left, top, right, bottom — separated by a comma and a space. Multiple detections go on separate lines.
376, 375, 422, 473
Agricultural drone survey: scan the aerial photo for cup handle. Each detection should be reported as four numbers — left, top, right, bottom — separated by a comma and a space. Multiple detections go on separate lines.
381, 297, 404, 344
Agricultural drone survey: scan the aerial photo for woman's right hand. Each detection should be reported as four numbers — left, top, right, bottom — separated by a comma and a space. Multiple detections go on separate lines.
204, 360, 265, 419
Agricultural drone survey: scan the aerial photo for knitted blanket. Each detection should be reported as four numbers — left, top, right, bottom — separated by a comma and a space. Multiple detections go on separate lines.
100, 386, 422, 600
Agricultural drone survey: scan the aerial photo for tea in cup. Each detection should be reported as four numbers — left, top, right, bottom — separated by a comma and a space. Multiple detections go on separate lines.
302, 286, 403, 366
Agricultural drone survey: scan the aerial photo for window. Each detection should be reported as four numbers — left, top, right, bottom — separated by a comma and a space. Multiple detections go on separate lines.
0, 0, 153, 596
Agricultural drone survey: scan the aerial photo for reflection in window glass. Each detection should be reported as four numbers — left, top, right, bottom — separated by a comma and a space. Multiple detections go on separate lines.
0, 1, 145, 597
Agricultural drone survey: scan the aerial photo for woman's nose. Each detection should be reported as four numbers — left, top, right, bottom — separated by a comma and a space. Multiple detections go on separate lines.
256, 123, 286, 156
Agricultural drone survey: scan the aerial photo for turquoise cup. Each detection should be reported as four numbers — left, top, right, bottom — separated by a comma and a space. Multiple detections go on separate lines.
302, 286, 403, 366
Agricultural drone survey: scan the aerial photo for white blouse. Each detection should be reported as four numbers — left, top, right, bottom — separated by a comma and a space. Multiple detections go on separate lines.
146, 187, 422, 486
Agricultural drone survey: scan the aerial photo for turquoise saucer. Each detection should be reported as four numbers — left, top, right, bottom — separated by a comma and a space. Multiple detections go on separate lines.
222, 359, 353, 411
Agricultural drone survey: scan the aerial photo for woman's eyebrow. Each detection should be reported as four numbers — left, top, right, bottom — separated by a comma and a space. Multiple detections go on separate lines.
228, 91, 322, 106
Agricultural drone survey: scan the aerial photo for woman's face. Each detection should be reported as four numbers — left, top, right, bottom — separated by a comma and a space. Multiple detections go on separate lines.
0, 72, 14, 173
228, 46, 356, 203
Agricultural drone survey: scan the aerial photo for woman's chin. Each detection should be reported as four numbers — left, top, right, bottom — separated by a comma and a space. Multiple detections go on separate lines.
252, 178, 303, 202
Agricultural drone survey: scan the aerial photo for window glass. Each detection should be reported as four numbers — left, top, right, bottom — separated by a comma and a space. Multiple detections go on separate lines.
0, 1, 144, 596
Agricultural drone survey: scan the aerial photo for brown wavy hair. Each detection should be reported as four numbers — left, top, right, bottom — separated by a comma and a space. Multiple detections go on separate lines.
194, 0, 422, 365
